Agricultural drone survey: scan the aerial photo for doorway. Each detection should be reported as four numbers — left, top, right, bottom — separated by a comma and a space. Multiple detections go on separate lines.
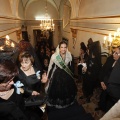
33, 29, 53, 48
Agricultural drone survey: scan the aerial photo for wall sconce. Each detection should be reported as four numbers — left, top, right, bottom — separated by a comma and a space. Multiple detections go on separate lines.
70, 28, 78, 49
0, 36, 19, 61
103, 28, 120, 53
5, 35, 15, 48
0, 35, 15, 52
103, 33, 112, 50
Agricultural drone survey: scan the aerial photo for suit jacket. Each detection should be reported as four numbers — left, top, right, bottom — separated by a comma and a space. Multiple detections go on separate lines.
108, 58, 120, 84
107, 58, 120, 100
99, 55, 115, 85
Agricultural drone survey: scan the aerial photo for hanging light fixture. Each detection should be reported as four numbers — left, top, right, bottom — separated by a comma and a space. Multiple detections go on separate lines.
40, 0, 55, 31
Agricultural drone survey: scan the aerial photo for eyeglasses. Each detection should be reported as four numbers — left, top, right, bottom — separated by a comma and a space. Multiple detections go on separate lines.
4, 76, 15, 85
113, 52, 120, 56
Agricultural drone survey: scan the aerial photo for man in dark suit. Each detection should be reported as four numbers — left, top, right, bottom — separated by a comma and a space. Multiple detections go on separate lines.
106, 47, 120, 111
107, 47, 120, 106
96, 54, 115, 112
96, 46, 119, 112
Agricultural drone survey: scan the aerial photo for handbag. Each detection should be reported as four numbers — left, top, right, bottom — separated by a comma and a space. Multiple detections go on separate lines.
24, 92, 47, 107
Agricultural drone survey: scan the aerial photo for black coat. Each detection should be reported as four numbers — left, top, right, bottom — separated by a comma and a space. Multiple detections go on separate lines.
0, 88, 27, 120
107, 58, 120, 100
99, 55, 115, 85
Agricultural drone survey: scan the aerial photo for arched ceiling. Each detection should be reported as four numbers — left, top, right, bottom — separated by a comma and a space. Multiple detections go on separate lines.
20, 0, 71, 20
21, 0, 63, 12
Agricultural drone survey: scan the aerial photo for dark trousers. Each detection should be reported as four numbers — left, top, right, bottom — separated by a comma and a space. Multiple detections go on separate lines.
99, 89, 118, 112
98, 90, 108, 112
82, 75, 96, 98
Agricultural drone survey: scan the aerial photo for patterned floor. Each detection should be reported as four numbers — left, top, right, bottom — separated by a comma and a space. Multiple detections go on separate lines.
76, 80, 105, 120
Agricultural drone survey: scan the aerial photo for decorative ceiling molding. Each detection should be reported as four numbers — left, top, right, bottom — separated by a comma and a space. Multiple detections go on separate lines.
71, 15, 120, 20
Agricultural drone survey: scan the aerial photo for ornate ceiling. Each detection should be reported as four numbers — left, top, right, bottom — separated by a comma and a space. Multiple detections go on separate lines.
21, 0, 63, 12
20, 0, 71, 20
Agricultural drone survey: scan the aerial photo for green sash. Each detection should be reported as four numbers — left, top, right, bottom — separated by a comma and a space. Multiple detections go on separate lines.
56, 54, 74, 79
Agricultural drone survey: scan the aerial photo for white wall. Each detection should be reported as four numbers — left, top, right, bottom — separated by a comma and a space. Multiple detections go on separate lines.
61, 0, 120, 57
18, 0, 24, 19
0, 0, 12, 16
0, 0, 23, 42
78, 0, 120, 17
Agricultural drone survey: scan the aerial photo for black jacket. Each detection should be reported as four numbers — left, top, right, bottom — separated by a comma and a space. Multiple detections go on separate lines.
107, 58, 120, 100
99, 55, 115, 85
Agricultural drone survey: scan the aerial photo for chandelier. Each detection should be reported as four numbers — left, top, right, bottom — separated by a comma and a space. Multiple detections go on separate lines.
103, 28, 120, 53
40, 0, 55, 31
0, 35, 15, 51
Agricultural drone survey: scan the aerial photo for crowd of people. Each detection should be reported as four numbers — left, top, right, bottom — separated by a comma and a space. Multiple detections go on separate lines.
78, 38, 120, 119
1, 35, 120, 120
78, 38, 101, 102
0, 38, 94, 120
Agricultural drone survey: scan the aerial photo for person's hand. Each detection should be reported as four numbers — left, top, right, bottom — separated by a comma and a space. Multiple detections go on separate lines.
101, 82, 107, 90
19, 88, 24, 94
82, 66, 87, 73
41, 72, 48, 83
32, 91, 40, 95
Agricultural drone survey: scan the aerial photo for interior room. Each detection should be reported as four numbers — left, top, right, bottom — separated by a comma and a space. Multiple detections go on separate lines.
1, 0, 120, 120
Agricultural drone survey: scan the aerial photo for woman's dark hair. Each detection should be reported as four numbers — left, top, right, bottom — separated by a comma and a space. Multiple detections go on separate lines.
18, 51, 34, 64
59, 41, 68, 48
88, 38, 93, 44
0, 60, 18, 83
87, 38, 93, 50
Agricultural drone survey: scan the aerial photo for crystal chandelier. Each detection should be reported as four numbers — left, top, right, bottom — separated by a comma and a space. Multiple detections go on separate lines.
40, 0, 55, 31
103, 28, 120, 48
103, 28, 120, 53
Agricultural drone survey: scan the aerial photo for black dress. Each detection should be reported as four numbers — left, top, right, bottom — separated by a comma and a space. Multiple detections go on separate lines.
47, 67, 77, 108
0, 88, 27, 120
18, 67, 43, 120
18, 67, 41, 97
47, 60, 93, 120
82, 57, 100, 98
